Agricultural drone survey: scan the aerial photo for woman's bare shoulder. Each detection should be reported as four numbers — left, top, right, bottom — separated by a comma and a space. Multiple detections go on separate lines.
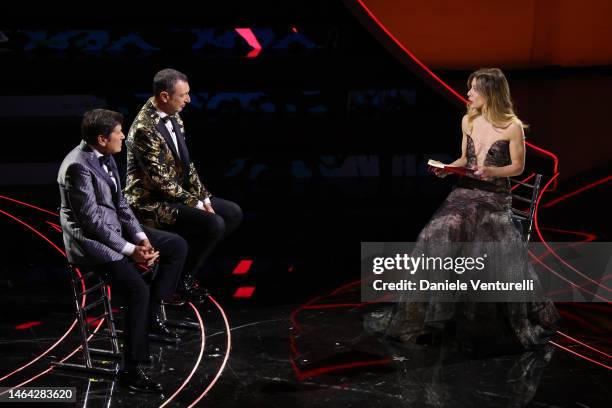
461, 114, 470, 135
506, 120, 525, 140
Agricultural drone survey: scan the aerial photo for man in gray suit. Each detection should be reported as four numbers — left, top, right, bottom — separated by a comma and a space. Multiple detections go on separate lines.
58, 109, 188, 393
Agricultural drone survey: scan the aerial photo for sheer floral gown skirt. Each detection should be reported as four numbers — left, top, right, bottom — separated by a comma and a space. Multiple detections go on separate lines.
365, 180, 559, 351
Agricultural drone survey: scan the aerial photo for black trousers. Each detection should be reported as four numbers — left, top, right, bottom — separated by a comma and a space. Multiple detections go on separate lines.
91, 227, 187, 368
169, 197, 242, 281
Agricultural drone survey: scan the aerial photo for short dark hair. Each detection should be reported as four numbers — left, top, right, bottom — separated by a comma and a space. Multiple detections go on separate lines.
153, 68, 189, 96
81, 109, 123, 145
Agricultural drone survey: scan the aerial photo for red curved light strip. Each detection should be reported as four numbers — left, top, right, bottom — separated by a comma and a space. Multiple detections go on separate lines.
45, 221, 62, 232
564, 302, 611, 313
542, 175, 612, 209
511, 173, 536, 191
289, 280, 394, 380
0, 208, 86, 384
187, 295, 232, 408
556, 331, 612, 359
303, 302, 374, 310
530, 250, 609, 303
539, 227, 597, 242
524, 142, 559, 177
0, 321, 78, 384
0, 318, 106, 394
0, 195, 59, 217
0, 208, 65, 257
534, 174, 612, 293
158, 302, 205, 408
557, 309, 605, 334
329, 279, 363, 296
549, 340, 612, 370
353, 0, 560, 180
290, 295, 323, 332
546, 274, 612, 298
355, 0, 464, 102
290, 357, 392, 381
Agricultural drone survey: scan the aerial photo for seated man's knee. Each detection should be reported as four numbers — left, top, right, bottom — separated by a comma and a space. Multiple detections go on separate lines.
208, 215, 226, 239
220, 201, 243, 230
230, 202, 243, 226
168, 233, 189, 259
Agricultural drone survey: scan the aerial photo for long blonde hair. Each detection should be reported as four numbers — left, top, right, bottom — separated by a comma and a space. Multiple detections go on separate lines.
466, 68, 526, 134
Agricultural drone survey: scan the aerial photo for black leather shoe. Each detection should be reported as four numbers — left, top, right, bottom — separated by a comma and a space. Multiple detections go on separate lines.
161, 293, 186, 307
118, 367, 163, 393
183, 276, 210, 295
177, 278, 209, 303
150, 313, 180, 340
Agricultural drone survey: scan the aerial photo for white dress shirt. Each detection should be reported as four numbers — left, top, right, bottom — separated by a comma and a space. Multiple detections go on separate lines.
157, 111, 211, 209
92, 147, 147, 256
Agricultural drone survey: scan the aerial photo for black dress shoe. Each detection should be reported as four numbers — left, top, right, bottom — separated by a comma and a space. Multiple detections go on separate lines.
118, 367, 163, 393
177, 279, 209, 304
161, 293, 186, 307
183, 277, 210, 295
150, 313, 180, 340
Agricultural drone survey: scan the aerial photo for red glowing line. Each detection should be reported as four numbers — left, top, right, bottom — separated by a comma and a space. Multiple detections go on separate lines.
0, 209, 65, 257
546, 274, 612, 297
511, 173, 535, 191
0, 208, 87, 384
330, 279, 363, 296
529, 228, 597, 265
0, 314, 78, 383
354, 0, 560, 180
303, 302, 372, 310
0, 195, 59, 217
557, 310, 604, 334
534, 174, 612, 293
0, 318, 106, 394
355, 0, 464, 102
539, 227, 597, 242
45, 221, 62, 232
290, 295, 323, 332
529, 250, 609, 302
549, 341, 612, 370
159, 302, 205, 408
14, 321, 43, 330
563, 302, 611, 313
288, 279, 394, 380
524, 141, 559, 178
302, 295, 394, 311
289, 335, 301, 357
290, 357, 392, 380
542, 175, 612, 208
556, 331, 612, 359
187, 295, 232, 408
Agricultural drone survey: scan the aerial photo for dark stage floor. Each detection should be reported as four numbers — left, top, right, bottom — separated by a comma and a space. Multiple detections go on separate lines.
0, 176, 610, 407
0, 266, 610, 407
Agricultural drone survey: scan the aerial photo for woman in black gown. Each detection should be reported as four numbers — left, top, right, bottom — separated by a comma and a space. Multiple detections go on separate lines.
367, 68, 558, 353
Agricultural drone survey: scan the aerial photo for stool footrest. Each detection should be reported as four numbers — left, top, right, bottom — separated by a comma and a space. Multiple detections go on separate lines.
89, 348, 121, 358
83, 297, 105, 312
52, 361, 118, 376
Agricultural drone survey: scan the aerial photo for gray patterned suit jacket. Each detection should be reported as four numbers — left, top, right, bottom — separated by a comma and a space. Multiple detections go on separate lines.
58, 141, 144, 265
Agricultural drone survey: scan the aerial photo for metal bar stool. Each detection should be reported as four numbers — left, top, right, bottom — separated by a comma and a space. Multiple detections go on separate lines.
510, 174, 543, 242
52, 264, 121, 375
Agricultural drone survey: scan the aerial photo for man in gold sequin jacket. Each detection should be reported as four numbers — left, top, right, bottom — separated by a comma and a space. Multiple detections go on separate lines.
125, 68, 242, 301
